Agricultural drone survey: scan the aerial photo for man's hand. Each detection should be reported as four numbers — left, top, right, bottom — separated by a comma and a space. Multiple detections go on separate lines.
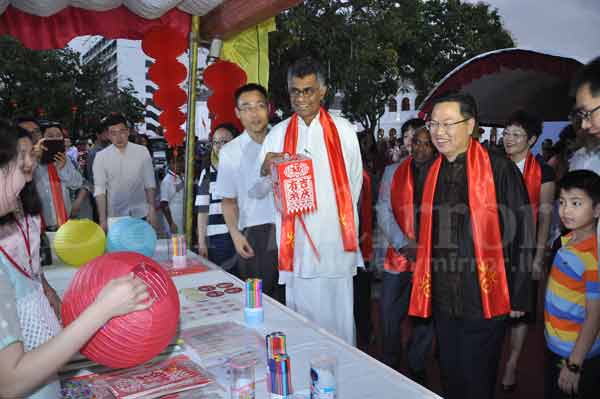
69, 204, 80, 219
399, 239, 417, 262
197, 239, 208, 258
54, 152, 67, 170
558, 364, 580, 395
260, 152, 286, 176
231, 230, 255, 259
169, 221, 178, 234
147, 207, 159, 231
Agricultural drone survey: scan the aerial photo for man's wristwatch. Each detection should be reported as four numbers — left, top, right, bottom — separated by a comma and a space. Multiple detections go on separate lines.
564, 358, 582, 374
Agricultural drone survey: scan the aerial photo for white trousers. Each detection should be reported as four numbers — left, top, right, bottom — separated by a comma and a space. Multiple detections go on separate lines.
285, 275, 356, 346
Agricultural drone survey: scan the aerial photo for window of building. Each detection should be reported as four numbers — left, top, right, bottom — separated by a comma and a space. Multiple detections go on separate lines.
401, 97, 410, 111
388, 98, 397, 112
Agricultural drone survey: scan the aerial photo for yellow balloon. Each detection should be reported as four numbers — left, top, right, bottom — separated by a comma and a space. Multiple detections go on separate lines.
54, 220, 106, 267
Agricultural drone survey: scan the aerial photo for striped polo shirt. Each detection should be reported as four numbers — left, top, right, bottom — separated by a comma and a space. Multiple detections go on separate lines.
195, 165, 228, 236
545, 233, 600, 359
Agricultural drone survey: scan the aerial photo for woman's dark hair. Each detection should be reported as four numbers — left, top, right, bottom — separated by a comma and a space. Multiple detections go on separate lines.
0, 119, 18, 168
0, 128, 42, 225
213, 123, 240, 137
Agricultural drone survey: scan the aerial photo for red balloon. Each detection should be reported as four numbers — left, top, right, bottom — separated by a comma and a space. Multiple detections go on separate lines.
142, 26, 187, 59
61, 252, 180, 369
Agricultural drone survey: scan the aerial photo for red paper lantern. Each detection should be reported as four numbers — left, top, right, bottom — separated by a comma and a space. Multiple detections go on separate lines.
141, 26, 188, 59
153, 87, 188, 110
203, 60, 247, 133
148, 60, 187, 86
61, 252, 180, 369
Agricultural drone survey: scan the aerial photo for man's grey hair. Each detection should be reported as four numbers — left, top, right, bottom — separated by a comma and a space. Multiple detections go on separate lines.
287, 56, 327, 88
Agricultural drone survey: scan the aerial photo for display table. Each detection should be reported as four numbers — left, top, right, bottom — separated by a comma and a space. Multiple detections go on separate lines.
44, 244, 441, 399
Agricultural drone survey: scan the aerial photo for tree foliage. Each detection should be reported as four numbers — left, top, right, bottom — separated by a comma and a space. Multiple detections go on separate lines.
0, 35, 144, 137
269, 0, 514, 134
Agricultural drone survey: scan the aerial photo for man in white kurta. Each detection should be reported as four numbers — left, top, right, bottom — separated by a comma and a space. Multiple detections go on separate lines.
259, 57, 363, 344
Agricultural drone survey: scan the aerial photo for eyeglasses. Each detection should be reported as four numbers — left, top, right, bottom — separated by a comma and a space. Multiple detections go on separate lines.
212, 139, 230, 146
571, 104, 600, 122
502, 129, 528, 140
108, 128, 129, 136
425, 118, 471, 132
289, 86, 319, 98
237, 102, 268, 113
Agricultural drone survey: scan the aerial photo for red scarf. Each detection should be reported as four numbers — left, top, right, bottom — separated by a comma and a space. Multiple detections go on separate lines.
385, 157, 415, 272
522, 152, 542, 228
409, 139, 511, 319
47, 163, 68, 226
359, 170, 373, 262
279, 108, 358, 272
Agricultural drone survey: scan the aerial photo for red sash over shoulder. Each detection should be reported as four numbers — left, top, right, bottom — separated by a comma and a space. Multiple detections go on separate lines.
359, 170, 373, 262
279, 108, 358, 272
385, 157, 415, 272
47, 163, 68, 226
409, 139, 511, 318
523, 152, 542, 227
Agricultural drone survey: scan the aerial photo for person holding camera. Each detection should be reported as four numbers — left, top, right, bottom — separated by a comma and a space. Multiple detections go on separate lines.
32, 122, 86, 231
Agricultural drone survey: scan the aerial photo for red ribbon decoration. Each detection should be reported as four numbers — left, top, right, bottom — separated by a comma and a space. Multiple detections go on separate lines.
523, 152, 542, 228
359, 170, 373, 262
409, 139, 511, 319
385, 157, 415, 273
47, 163, 68, 226
278, 108, 358, 272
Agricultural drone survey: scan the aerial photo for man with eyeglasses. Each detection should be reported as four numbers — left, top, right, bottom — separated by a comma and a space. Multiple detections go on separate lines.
410, 92, 534, 399
258, 57, 363, 345
92, 113, 157, 232
570, 58, 600, 175
376, 120, 436, 384
213, 83, 283, 303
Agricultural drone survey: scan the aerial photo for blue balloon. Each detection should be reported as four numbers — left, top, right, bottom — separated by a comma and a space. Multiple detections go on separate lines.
106, 217, 157, 257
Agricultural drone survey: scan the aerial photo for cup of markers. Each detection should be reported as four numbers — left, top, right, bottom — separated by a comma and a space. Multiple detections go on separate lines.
266, 332, 292, 398
244, 278, 264, 326
170, 234, 186, 268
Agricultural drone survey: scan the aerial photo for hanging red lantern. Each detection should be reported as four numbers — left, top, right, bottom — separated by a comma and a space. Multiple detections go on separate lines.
142, 25, 188, 147
203, 60, 247, 133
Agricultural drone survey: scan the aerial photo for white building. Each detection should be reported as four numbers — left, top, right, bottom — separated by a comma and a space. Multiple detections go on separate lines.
78, 36, 211, 140
378, 80, 420, 139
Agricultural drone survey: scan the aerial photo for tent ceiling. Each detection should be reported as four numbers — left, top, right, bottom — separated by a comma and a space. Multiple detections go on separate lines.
0, 1, 223, 19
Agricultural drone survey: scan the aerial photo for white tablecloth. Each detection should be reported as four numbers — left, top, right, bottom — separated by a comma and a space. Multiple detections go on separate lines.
44, 243, 441, 399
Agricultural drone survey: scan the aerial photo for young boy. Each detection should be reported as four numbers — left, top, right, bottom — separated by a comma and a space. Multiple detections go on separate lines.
545, 170, 600, 399
160, 150, 185, 236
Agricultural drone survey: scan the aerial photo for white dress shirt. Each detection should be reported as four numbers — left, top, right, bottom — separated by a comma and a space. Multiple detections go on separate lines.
93, 142, 156, 218
214, 131, 276, 230
259, 114, 363, 281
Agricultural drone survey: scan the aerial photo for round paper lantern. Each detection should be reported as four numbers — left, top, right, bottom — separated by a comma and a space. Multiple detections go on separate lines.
61, 252, 180, 368
53, 219, 106, 267
106, 217, 157, 257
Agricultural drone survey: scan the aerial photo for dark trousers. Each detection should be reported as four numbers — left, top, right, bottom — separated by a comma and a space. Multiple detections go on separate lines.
353, 265, 372, 348
207, 233, 238, 277
238, 223, 284, 304
434, 314, 507, 399
545, 349, 600, 399
380, 271, 434, 372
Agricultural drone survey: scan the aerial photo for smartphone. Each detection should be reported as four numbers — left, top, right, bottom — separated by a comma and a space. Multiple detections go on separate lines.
40, 139, 66, 164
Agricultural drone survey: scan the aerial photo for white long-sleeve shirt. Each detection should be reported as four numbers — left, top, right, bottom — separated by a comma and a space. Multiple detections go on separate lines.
259, 114, 363, 282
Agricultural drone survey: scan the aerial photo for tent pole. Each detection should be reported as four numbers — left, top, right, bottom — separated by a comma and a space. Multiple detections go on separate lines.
184, 15, 200, 248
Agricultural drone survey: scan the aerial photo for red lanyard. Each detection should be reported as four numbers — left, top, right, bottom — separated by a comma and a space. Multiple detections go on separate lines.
0, 215, 34, 280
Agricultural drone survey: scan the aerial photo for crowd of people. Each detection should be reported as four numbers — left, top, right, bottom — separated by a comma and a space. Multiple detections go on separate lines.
0, 55, 599, 399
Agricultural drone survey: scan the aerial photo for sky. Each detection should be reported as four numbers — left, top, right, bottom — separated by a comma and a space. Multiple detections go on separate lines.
466, 0, 600, 63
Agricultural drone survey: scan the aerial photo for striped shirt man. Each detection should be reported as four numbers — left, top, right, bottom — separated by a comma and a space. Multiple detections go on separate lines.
195, 165, 228, 237
545, 233, 600, 359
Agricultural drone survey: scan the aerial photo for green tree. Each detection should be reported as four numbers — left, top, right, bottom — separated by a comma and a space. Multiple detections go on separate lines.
0, 35, 144, 137
269, 0, 514, 135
